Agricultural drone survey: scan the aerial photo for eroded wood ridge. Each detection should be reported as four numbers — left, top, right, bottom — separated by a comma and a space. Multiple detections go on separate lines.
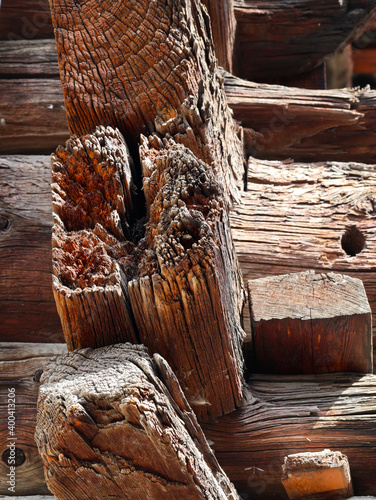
49, 0, 244, 201
35, 344, 239, 500
234, 0, 376, 82
203, 373, 376, 498
129, 137, 244, 420
52, 125, 138, 350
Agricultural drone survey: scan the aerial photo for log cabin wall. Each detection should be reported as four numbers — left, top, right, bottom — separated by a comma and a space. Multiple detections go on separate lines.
1, 0, 376, 497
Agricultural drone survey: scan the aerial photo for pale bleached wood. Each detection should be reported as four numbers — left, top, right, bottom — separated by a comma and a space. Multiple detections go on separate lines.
0, 343, 66, 496
35, 344, 239, 500
203, 373, 376, 498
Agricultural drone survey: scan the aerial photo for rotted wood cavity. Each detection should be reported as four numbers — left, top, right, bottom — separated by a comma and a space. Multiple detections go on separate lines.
49, 0, 244, 202
35, 344, 239, 500
52, 125, 138, 350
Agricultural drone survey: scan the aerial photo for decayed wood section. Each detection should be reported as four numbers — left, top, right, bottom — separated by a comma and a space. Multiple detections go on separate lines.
130, 136, 244, 420
51, 126, 138, 350
0, 0, 53, 41
230, 157, 376, 363
49, 0, 244, 202
203, 373, 376, 499
0, 156, 63, 343
224, 73, 376, 163
0, 80, 69, 155
248, 271, 373, 375
0, 342, 66, 496
35, 344, 239, 500
234, 0, 376, 81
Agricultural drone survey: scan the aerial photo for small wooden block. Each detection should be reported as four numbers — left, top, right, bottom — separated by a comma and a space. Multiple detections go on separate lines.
248, 271, 373, 374
282, 449, 353, 499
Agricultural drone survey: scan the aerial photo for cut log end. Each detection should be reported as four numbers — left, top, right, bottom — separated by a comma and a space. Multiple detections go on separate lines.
35, 344, 239, 500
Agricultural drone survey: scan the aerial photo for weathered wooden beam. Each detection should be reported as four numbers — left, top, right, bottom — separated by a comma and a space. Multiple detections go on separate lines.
0, 343, 66, 496
0, 80, 69, 155
282, 450, 354, 499
0, 156, 63, 343
230, 157, 376, 366
201, 0, 236, 73
248, 271, 373, 375
49, 0, 244, 202
0, 40, 60, 78
234, 0, 376, 82
224, 72, 376, 163
35, 344, 239, 499
0, 0, 53, 41
203, 373, 376, 498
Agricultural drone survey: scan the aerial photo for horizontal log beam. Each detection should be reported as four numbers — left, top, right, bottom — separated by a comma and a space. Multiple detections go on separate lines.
224, 72, 376, 163
0, 40, 59, 78
234, 0, 376, 81
0, 0, 53, 41
0, 343, 67, 496
203, 373, 376, 498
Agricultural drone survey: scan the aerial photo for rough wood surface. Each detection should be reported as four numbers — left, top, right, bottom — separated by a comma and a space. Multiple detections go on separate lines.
230, 157, 376, 366
0, 343, 66, 496
0, 80, 69, 155
130, 136, 245, 420
0, 0, 53, 41
203, 373, 376, 499
0, 156, 63, 343
0, 40, 60, 78
51, 126, 138, 350
35, 343, 239, 499
201, 0, 236, 73
234, 0, 376, 82
248, 271, 373, 375
224, 73, 376, 163
49, 0, 244, 202
282, 450, 353, 499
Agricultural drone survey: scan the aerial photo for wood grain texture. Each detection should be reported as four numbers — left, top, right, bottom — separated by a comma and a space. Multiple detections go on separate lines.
35, 344, 239, 500
0, 156, 63, 343
0, 79, 69, 155
224, 72, 376, 164
201, 0, 236, 73
248, 271, 372, 375
234, 0, 376, 82
49, 0, 244, 202
0, 0, 53, 41
51, 126, 138, 350
0, 343, 67, 496
0, 40, 60, 78
129, 137, 245, 421
230, 157, 376, 367
203, 373, 376, 499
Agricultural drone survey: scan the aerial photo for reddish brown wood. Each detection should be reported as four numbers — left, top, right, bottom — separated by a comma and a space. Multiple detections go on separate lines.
234, 0, 376, 82
248, 271, 372, 375
0, 0, 53, 41
35, 344, 239, 499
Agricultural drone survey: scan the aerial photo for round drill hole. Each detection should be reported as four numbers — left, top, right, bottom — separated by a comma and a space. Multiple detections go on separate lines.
2, 447, 26, 467
0, 214, 10, 231
341, 226, 366, 256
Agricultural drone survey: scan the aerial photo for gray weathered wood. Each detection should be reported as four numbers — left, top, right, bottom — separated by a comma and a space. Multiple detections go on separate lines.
35, 343, 239, 499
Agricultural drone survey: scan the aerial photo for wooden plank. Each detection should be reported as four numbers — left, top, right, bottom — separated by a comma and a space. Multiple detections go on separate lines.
233, 0, 376, 82
0, 155, 63, 343
224, 72, 376, 164
203, 373, 376, 498
35, 344, 239, 499
353, 46, 376, 74
230, 158, 376, 367
0, 0, 53, 41
0, 343, 67, 496
0, 40, 59, 78
248, 271, 372, 375
0, 79, 69, 155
